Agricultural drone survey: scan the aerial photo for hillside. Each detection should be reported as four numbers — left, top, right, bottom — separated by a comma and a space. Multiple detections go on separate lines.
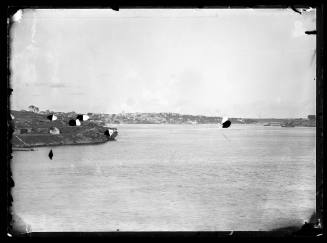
10, 110, 116, 148
87, 112, 316, 126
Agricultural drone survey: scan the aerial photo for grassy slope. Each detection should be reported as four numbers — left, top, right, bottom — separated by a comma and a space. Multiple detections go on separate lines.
11, 111, 110, 148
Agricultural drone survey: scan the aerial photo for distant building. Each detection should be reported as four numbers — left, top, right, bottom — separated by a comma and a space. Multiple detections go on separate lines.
266, 122, 281, 126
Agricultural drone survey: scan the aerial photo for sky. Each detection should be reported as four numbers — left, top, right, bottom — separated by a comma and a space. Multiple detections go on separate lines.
10, 8, 316, 118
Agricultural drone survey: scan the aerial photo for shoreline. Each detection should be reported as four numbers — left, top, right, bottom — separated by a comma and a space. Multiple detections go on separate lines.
11, 139, 117, 150
12, 147, 35, 151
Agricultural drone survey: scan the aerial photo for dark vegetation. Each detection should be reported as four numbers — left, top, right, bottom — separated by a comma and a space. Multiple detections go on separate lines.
11, 110, 112, 148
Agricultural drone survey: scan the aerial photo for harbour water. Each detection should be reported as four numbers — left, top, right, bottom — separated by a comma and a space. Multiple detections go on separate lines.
12, 124, 316, 231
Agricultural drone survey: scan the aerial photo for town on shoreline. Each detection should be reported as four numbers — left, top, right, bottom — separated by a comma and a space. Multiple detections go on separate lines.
86, 111, 316, 127
13, 106, 316, 126
10, 106, 315, 149
13, 106, 317, 125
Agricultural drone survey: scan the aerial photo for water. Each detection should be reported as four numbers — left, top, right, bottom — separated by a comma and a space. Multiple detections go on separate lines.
12, 124, 316, 231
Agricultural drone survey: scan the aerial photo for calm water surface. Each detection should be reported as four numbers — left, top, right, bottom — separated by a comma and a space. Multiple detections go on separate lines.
12, 124, 316, 231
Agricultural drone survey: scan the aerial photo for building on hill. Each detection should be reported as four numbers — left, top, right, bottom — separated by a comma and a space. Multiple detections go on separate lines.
49, 127, 60, 135
47, 114, 58, 121
265, 122, 281, 126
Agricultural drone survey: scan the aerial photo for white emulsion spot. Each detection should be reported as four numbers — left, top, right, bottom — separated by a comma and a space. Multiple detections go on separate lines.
12, 9, 23, 23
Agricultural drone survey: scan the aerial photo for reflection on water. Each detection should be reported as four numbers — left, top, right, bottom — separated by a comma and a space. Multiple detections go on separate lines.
12, 124, 315, 231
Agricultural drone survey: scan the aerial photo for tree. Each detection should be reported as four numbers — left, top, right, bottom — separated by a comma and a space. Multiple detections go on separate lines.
28, 105, 39, 113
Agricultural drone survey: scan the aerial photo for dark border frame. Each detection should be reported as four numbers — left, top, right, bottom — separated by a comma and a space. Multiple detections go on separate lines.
2, 1, 325, 239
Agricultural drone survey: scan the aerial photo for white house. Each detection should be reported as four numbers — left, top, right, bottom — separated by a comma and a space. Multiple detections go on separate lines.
49, 127, 60, 135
